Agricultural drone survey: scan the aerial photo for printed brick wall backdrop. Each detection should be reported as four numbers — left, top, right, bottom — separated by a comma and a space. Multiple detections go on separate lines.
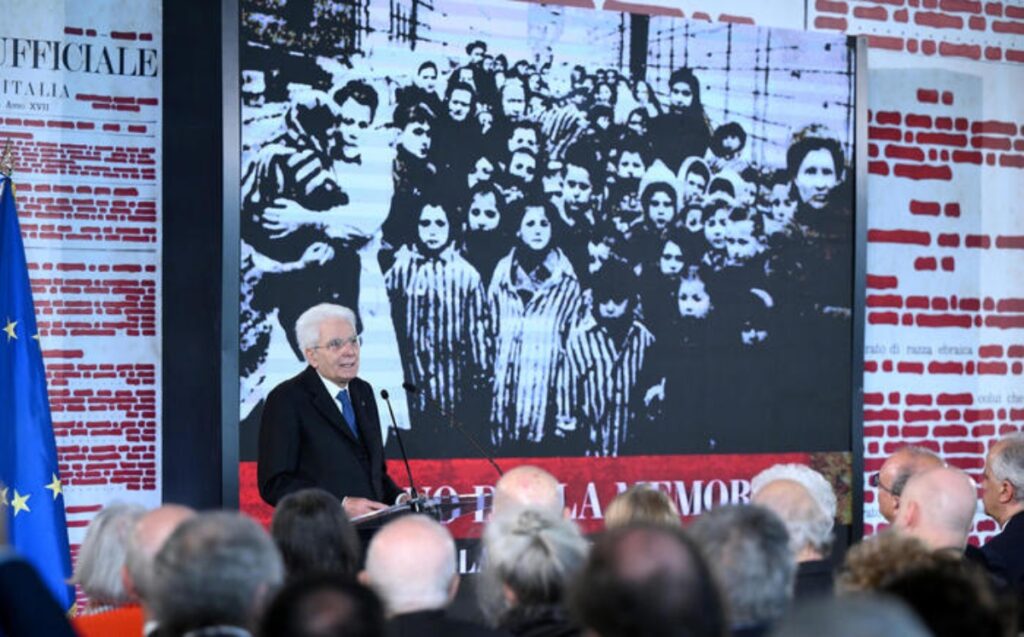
810, 0, 1024, 64
0, 0, 163, 592
862, 52, 1024, 539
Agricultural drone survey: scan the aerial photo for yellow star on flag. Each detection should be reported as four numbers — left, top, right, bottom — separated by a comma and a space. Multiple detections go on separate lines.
2, 318, 16, 342
11, 489, 30, 516
0, 486, 8, 508
45, 474, 62, 500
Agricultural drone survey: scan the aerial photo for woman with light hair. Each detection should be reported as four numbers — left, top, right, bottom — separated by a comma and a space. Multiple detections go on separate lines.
478, 508, 588, 636
71, 503, 146, 636
604, 485, 681, 530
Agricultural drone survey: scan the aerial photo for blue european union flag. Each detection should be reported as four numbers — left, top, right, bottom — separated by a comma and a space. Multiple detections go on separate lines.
0, 174, 74, 609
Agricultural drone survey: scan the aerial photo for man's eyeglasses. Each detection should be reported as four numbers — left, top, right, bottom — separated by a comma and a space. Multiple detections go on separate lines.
312, 335, 362, 352
868, 472, 893, 494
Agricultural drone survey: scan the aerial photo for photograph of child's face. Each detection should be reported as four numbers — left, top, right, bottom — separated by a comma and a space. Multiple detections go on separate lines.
677, 277, 711, 319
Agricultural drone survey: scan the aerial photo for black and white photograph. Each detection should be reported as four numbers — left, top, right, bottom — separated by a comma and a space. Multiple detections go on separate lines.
238, 0, 856, 460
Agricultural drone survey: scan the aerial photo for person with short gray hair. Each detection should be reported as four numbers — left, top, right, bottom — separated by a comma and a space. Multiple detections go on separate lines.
980, 433, 1024, 616
258, 302, 407, 518
294, 303, 358, 353
69, 503, 146, 637
751, 464, 836, 559
689, 504, 795, 635
478, 508, 587, 635
751, 464, 836, 599
149, 511, 284, 637
71, 503, 145, 612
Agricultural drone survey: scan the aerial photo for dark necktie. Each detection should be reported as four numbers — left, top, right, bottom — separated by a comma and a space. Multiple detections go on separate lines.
336, 389, 359, 439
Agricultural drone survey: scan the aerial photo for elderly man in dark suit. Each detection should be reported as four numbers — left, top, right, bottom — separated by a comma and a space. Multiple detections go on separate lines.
258, 303, 406, 518
980, 433, 1024, 610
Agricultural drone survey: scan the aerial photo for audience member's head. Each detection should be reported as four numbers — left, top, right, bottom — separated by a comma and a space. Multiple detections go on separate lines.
751, 464, 836, 561
150, 511, 284, 635
835, 530, 937, 594
879, 556, 1018, 637
478, 508, 588, 629
570, 524, 727, 637
772, 594, 932, 637
873, 445, 943, 523
362, 515, 457, 617
982, 432, 1024, 527
271, 488, 360, 580
124, 504, 196, 609
260, 574, 386, 637
492, 465, 565, 518
893, 465, 977, 551
71, 502, 145, 609
604, 485, 680, 530
689, 504, 795, 631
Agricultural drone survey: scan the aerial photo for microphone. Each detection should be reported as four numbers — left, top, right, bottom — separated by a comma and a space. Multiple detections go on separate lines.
380, 388, 421, 506
402, 382, 504, 477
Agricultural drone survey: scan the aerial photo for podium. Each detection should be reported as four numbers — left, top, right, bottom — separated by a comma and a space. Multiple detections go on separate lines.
350, 492, 493, 531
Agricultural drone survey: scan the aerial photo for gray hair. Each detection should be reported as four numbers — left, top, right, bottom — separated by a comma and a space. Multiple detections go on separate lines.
773, 594, 931, 637
478, 508, 588, 626
751, 464, 836, 555
70, 503, 145, 605
294, 303, 357, 352
365, 515, 456, 615
150, 511, 284, 634
688, 504, 795, 627
991, 433, 1024, 502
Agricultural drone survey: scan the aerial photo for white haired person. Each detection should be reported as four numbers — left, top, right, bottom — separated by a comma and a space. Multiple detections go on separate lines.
258, 303, 408, 517
70, 503, 145, 637
478, 508, 588, 636
751, 463, 838, 599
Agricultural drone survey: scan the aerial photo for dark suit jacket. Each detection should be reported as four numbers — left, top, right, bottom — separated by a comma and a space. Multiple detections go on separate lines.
0, 554, 77, 637
981, 511, 1024, 597
257, 366, 403, 506
388, 610, 510, 637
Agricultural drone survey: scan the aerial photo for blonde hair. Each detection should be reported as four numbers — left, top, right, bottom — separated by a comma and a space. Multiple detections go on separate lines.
604, 485, 680, 530
835, 531, 938, 594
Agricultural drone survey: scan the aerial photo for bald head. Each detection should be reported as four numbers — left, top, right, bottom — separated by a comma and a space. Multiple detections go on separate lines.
493, 465, 564, 517
753, 480, 831, 561
125, 504, 196, 603
877, 446, 943, 523
894, 466, 977, 551
363, 515, 457, 615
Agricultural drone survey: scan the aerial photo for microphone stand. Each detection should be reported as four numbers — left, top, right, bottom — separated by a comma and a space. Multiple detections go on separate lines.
380, 388, 423, 512
403, 383, 504, 478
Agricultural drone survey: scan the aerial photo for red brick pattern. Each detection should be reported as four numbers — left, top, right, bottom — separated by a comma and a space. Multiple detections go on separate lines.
862, 75, 1024, 540
811, 0, 1024, 63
